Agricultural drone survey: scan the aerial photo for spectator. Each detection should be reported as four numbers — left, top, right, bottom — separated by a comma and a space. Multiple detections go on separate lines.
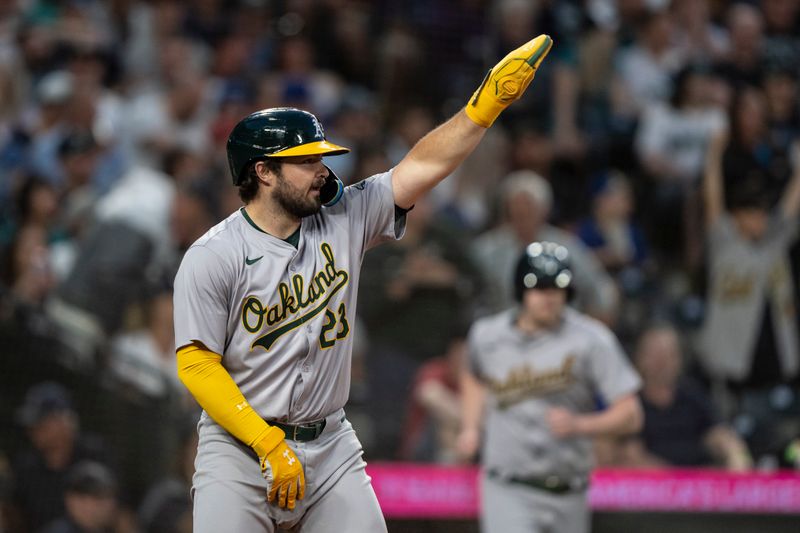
761, 0, 800, 77
121, 67, 217, 171
10, 382, 112, 532
322, 89, 382, 182
39, 460, 121, 533
108, 286, 182, 404
398, 329, 467, 464
3, 224, 54, 312
0, 60, 25, 163
312, 2, 377, 91
577, 168, 653, 341
169, 179, 220, 258
106, 281, 197, 505
258, 35, 344, 120
385, 106, 436, 168
621, 324, 752, 470
722, 86, 794, 208
576, 170, 648, 273
0, 174, 59, 260
509, 127, 553, 180
670, 0, 730, 64
374, 22, 429, 118
359, 195, 486, 458
634, 63, 726, 264
470, 170, 618, 320
10, 175, 60, 241
350, 145, 390, 186
697, 126, 800, 419
21, 70, 76, 185
715, 3, 765, 89
612, 8, 684, 121
432, 126, 511, 232
57, 129, 103, 215
137, 419, 196, 533
51, 159, 175, 346
763, 65, 800, 150
636, 65, 727, 187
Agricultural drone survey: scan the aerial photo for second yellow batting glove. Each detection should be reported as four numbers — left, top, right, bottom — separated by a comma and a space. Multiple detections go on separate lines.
256, 426, 305, 510
465, 34, 553, 128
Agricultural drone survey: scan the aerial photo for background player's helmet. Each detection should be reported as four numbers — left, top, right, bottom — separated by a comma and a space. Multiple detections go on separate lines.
226, 107, 350, 205
514, 241, 574, 301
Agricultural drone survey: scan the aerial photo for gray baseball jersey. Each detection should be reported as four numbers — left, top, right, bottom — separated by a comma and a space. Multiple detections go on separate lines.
468, 307, 641, 480
173, 170, 405, 424
697, 212, 799, 381
175, 171, 402, 531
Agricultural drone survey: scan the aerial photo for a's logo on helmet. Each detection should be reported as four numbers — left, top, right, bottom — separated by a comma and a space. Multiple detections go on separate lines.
313, 120, 325, 139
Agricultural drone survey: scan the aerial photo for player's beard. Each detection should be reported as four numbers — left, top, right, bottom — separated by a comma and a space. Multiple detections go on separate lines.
274, 171, 323, 219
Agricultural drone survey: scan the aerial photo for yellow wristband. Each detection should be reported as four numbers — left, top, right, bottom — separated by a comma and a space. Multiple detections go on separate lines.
253, 425, 287, 457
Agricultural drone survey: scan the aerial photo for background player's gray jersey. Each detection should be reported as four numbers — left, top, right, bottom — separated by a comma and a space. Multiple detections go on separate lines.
468, 307, 641, 479
173, 171, 404, 424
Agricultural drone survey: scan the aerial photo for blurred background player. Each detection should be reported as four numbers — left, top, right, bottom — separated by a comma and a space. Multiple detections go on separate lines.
457, 242, 642, 533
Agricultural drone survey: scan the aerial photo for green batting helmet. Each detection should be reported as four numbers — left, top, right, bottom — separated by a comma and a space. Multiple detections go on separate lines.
226, 107, 350, 186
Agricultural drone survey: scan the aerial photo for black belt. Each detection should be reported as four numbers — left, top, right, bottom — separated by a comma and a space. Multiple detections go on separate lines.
270, 419, 327, 442
488, 469, 588, 495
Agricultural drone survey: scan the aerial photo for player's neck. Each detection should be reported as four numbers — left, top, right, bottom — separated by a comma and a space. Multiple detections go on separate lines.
243, 202, 301, 239
515, 311, 555, 335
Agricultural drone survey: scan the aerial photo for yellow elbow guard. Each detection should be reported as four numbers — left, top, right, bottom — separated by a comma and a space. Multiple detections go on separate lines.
465, 34, 553, 128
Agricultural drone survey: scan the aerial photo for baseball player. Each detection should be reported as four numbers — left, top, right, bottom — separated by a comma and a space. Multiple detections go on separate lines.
173, 35, 553, 532
457, 242, 643, 533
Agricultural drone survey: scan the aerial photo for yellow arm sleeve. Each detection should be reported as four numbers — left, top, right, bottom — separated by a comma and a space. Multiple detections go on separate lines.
176, 343, 285, 457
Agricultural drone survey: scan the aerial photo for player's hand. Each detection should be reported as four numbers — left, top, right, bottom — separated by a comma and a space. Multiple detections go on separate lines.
257, 429, 305, 510
455, 427, 481, 462
726, 449, 753, 472
547, 406, 581, 439
465, 34, 553, 128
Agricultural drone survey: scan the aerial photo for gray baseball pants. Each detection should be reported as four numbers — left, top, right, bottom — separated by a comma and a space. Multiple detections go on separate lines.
481, 472, 590, 533
192, 410, 387, 532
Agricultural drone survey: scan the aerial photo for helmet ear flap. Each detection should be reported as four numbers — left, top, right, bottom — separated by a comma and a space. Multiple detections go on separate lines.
320, 165, 344, 207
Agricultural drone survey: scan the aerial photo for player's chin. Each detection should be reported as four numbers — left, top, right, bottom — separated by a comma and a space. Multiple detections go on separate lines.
309, 193, 323, 209
301, 197, 323, 216
535, 310, 562, 328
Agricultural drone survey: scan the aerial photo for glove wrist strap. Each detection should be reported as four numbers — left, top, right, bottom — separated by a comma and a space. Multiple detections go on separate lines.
253, 425, 287, 457
465, 98, 506, 128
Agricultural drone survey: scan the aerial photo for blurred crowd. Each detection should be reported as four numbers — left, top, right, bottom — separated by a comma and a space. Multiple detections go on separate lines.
0, 0, 799, 531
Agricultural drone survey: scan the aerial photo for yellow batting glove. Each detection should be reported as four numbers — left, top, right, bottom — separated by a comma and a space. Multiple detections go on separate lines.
255, 426, 305, 510
465, 34, 553, 128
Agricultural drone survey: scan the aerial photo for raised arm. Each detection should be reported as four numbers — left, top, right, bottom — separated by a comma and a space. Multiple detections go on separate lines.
703, 128, 728, 228
392, 34, 553, 209
779, 140, 800, 219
